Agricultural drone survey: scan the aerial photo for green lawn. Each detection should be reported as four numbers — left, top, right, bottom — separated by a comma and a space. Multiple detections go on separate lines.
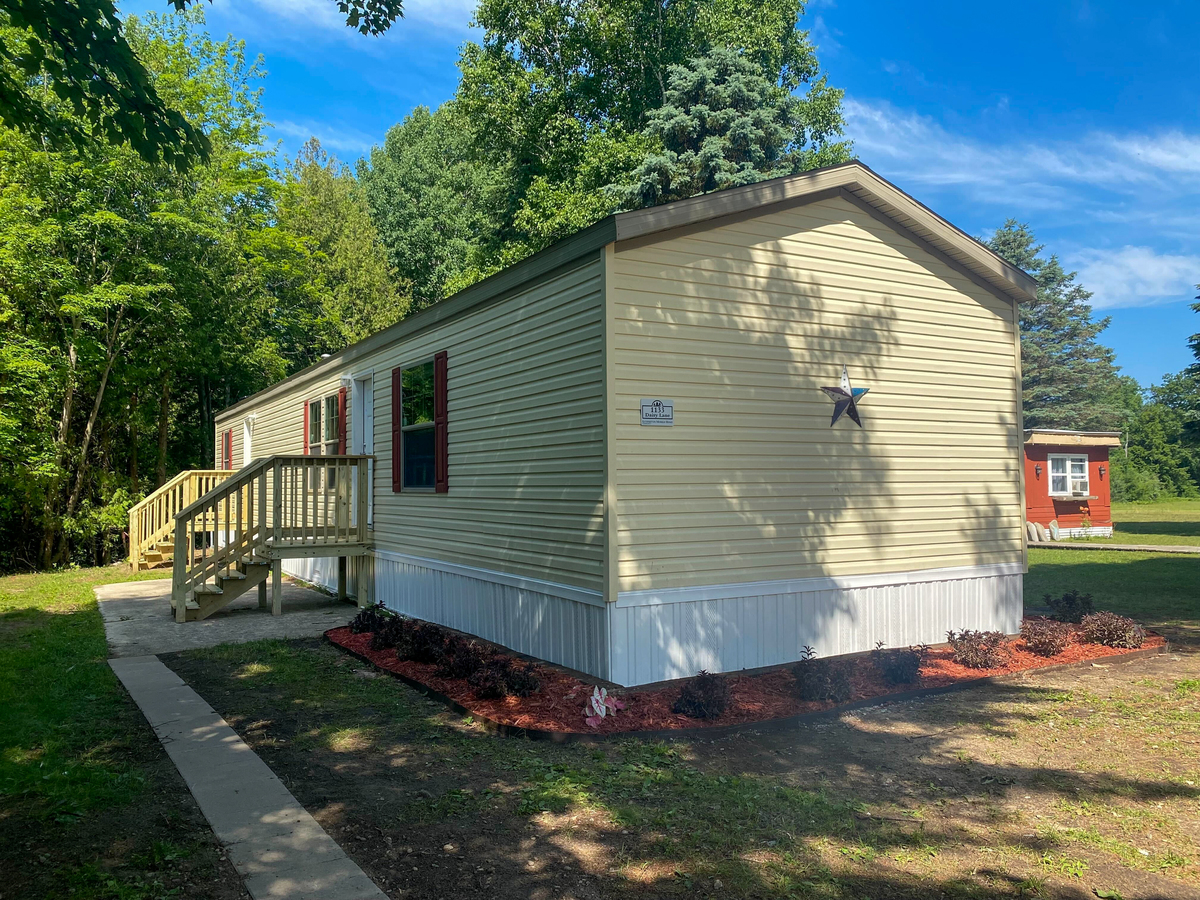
1030, 499, 1200, 646
1068, 498, 1200, 546
0, 568, 243, 899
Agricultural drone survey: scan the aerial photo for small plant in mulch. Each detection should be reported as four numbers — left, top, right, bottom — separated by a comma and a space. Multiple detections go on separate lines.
467, 657, 542, 700
401, 621, 450, 665
369, 615, 411, 651
1020, 618, 1073, 657
1044, 589, 1095, 624
436, 638, 488, 679
870, 641, 928, 685
946, 630, 1009, 669
1081, 612, 1145, 649
793, 647, 853, 704
583, 686, 626, 727
349, 603, 391, 634
672, 670, 730, 720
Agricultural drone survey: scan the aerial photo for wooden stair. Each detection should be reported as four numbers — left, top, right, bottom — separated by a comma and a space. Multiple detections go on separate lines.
172, 559, 272, 621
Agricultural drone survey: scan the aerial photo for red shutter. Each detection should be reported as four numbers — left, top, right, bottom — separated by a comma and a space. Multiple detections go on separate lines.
391, 366, 402, 492
337, 387, 348, 454
303, 401, 309, 454
434, 351, 448, 494
223, 430, 233, 470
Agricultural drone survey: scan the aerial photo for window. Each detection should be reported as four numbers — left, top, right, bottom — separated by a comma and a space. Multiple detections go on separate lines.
392, 351, 447, 493
304, 390, 346, 488
1048, 454, 1089, 497
400, 361, 435, 489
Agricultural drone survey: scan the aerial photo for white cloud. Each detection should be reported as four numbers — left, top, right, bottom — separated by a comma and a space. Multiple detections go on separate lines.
1070, 246, 1200, 310
271, 119, 378, 156
843, 99, 1200, 207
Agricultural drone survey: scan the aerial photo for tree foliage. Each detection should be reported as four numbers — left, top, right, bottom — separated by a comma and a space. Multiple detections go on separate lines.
362, 0, 848, 302
613, 45, 849, 209
986, 221, 1123, 430
0, 0, 402, 169
0, 11, 403, 571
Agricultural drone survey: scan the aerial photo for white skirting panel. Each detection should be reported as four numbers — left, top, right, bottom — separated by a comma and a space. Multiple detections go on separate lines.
373, 551, 610, 681
1058, 526, 1114, 539
283, 557, 339, 592
608, 571, 1024, 687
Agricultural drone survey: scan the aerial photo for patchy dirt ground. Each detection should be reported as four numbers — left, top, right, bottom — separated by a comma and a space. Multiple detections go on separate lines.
0, 731, 249, 900
164, 639, 1200, 900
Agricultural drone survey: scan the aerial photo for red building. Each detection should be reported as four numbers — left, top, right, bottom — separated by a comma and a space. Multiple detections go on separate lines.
1024, 429, 1121, 539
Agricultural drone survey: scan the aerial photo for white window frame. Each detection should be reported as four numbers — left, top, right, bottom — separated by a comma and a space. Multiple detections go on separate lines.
306, 392, 342, 489
1048, 453, 1089, 497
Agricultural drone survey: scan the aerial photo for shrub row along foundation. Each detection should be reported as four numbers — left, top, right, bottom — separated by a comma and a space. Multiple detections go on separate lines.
328, 600, 1162, 735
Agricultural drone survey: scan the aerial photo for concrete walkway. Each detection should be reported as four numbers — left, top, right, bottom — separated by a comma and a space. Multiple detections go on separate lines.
111, 655, 387, 900
97, 576, 358, 657
1030, 541, 1200, 554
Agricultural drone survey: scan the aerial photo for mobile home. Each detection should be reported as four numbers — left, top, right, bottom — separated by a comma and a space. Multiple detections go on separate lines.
200, 161, 1035, 686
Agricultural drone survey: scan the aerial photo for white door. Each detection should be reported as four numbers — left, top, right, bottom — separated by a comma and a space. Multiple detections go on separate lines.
351, 375, 374, 528
242, 418, 254, 467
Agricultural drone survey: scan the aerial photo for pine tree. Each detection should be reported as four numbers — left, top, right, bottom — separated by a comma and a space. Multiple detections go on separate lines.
614, 47, 849, 210
986, 221, 1123, 430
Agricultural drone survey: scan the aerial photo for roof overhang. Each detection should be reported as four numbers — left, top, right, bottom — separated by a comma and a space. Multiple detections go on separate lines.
216, 161, 1036, 421
611, 160, 1039, 304
1024, 429, 1122, 448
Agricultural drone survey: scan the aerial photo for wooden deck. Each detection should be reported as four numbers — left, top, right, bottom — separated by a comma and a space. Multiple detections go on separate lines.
134, 455, 373, 621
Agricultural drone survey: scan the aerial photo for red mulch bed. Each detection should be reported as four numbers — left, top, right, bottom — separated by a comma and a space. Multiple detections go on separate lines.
326, 621, 1165, 736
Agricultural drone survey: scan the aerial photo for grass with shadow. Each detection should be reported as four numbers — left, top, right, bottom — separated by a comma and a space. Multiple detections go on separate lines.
1067, 499, 1200, 546
1026, 546, 1200, 647
0, 568, 247, 900
166, 632, 1200, 900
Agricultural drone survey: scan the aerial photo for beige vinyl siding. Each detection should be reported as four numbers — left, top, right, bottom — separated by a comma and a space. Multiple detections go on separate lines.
609, 194, 1023, 593
215, 372, 346, 467
368, 257, 604, 590
215, 255, 606, 592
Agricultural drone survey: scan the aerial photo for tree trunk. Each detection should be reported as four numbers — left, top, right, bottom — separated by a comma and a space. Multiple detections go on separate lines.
64, 307, 125, 520
129, 389, 139, 496
156, 376, 171, 486
41, 321, 80, 567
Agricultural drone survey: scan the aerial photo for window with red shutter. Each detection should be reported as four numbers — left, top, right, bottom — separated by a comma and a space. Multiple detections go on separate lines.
394, 356, 445, 492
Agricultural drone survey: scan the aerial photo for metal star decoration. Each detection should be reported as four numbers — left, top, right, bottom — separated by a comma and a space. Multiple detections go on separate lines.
820, 365, 870, 427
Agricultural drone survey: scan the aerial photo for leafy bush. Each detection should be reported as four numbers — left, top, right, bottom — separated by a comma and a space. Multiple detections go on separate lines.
400, 621, 449, 665
1081, 612, 1145, 649
793, 647, 853, 704
870, 642, 927, 685
946, 630, 1008, 669
349, 603, 391, 634
672, 670, 730, 719
1020, 618, 1072, 657
583, 685, 625, 727
370, 615, 411, 651
1044, 590, 1095, 624
437, 638, 488, 679
467, 657, 542, 699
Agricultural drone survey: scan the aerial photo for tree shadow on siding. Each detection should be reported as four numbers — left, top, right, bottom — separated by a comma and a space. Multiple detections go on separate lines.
616, 205, 1023, 676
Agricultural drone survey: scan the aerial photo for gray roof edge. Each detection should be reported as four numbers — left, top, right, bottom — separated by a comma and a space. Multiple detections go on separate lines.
613, 160, 1038, 302
1024, 429, 1123, 437
215, 217, 616, 422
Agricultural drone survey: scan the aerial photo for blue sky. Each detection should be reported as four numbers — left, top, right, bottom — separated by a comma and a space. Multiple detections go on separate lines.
127, 0, 1200, 389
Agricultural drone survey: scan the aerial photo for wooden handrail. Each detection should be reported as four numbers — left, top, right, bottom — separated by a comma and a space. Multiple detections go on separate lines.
129, 469, 232, 572
171, 455, 372, 620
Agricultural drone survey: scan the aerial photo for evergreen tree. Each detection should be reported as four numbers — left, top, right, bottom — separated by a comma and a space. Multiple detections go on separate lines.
614, 46, 848, 209
986, 221, 1123, 430
1189, 285, 1200, 372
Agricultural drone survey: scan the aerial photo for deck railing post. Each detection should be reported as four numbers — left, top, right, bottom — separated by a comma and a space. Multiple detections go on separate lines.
172, 515, 187, 623
272, 460, 283, 548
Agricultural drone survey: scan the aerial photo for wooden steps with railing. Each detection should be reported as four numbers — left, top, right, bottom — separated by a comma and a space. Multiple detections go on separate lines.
129, 470, 233, 572
170, 455, 371, 622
